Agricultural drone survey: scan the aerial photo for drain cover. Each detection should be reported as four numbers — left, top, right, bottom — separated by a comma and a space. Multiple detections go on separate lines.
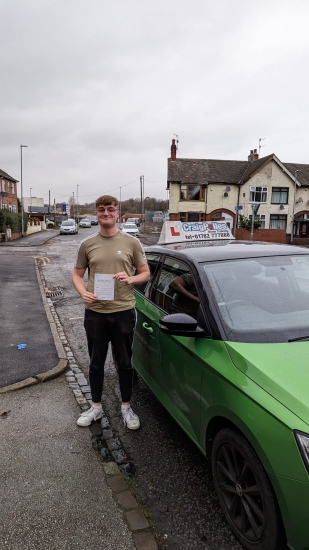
45, 286, 63, 299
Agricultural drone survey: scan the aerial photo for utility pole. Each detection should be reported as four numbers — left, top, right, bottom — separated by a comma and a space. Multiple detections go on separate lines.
291, 170, 301, 244
140, 175, 144, 230
20, 145, 28, 237
250, 203, 260, 241
49, 190, 51, 213
72, 191, 75, 219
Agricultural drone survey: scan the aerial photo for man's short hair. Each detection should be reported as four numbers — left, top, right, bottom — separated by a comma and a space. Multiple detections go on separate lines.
96, 195, 119, 208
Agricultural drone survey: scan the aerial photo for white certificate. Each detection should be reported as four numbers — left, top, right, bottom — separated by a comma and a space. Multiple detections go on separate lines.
94, 273, 115, 301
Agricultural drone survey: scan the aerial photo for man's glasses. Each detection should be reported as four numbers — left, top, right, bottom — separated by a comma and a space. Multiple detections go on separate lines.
96, 207, 118, 213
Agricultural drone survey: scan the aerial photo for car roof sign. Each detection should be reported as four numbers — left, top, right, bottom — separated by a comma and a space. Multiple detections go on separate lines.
158, 221, 234, 244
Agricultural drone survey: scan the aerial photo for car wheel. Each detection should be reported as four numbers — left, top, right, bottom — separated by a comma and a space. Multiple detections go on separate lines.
212, 429, 284, 550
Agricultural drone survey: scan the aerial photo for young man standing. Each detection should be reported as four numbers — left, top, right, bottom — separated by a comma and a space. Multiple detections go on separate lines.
72, 195, 150, 429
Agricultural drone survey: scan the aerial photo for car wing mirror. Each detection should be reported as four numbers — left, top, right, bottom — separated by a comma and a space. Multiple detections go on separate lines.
159, 313, 205, 337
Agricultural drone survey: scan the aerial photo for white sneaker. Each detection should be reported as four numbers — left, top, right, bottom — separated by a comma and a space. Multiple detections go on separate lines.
77, 405, 103, 426
122, 405, 140, 430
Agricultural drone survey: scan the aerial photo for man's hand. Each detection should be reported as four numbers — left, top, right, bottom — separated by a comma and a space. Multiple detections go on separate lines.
114, 271, 133, 285
81, 290, 98, 303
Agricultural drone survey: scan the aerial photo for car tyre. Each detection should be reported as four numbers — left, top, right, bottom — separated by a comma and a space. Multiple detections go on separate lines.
212, 428, 285, 550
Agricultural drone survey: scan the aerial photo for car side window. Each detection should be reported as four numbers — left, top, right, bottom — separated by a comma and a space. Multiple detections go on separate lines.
134, 254, 161, 296
151, 258, 200, 319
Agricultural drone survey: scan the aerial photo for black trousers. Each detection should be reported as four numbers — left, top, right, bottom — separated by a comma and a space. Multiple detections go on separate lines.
84, 308, 136, 403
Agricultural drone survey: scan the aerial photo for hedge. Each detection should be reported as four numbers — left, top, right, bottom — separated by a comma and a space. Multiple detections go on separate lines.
0, 210, 28, 233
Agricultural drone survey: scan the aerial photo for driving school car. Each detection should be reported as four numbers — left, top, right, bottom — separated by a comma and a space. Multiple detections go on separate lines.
132, 221, 309, 550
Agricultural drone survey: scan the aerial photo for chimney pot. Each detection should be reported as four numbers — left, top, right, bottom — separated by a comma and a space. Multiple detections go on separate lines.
248, 148, 259, 162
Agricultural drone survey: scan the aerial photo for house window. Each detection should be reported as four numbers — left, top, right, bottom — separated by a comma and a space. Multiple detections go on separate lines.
269, 214, 287, 229
12, 204, 17, 212
180, 185, 203, 201
249, 214, 266, 229
271, 187, 288, 204
179, 212, 204, 222
11, 183, 15, 195
2, 180, 5, 192
2, 203, 7, 209
249, 186, 268, 203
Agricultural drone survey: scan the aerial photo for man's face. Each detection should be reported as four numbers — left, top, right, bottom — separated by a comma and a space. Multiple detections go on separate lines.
96, 204, 119, 228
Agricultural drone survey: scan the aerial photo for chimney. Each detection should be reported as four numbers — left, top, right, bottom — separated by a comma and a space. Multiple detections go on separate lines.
171, 139, 177, 161
248, 148, 259, 162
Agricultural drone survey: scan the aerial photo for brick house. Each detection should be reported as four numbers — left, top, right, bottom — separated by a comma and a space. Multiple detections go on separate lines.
0, 169, 19, 212
167, 140, 309, 243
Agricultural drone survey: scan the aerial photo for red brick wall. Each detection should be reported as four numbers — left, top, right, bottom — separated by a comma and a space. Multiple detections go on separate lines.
236, 228, 287, 243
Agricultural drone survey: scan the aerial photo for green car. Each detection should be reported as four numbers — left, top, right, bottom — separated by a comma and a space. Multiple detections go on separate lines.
133, 238, 309, 550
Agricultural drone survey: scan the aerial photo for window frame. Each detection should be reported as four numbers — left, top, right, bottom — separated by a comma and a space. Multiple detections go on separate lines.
134, 253, 161, 297
269, 214, 287, 229
248, 214, 266, 229
149, 256, 200, 318
180, 184, 204, 201
271, 187, 289, 205
249, 186, 268, 204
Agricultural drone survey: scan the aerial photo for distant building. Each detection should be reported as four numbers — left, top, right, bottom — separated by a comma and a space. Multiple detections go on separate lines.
167, 139, 309, 243
0, 169, 18, 212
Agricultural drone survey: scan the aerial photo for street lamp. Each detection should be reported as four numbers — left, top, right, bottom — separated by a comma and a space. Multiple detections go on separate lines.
30, 188, 32, 217
20, 145, 28, 236
291, 169, 301, 244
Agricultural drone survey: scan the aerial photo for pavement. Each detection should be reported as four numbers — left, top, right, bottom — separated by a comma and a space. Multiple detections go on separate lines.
0, 231, 158, 550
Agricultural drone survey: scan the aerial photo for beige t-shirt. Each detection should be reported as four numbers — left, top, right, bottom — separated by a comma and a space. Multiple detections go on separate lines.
75, 231, 147, 313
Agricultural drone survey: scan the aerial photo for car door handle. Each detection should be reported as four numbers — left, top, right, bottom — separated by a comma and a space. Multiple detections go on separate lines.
142, 322, 153, 334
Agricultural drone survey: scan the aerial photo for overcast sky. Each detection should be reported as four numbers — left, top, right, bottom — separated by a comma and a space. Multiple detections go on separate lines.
1, 0, 309, 205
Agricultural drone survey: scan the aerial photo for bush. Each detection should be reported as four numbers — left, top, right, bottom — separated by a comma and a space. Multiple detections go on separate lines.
238, 214, 261, 230
0, 209, 27, 233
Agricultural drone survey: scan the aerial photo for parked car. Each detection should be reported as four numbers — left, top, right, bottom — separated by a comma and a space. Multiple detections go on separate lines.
79, 218, 91, 228
45, 218, 55, 228
121, 223, 139, 238
132, 221, 309, 550
153, 211, 164, 223
60, 219, 78, 234
127, 217, 140, 227
89, 217, 98, 225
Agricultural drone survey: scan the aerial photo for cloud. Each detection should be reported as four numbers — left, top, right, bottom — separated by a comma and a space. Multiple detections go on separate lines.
1, 0, 309, 203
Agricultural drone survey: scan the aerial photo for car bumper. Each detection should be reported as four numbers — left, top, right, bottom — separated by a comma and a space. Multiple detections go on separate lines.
269, 471, 309, 550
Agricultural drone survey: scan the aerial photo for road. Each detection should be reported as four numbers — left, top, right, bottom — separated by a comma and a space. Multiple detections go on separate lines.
3, 228, 242, 550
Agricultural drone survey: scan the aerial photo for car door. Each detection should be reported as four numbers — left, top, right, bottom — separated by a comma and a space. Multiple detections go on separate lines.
133, 254, 162, 384
150, 257, 213, 443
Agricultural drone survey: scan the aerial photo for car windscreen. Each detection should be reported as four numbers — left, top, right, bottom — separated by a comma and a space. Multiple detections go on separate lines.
124, 224, 137, 229
202, 255, 309, 343
61, 221, 75, 226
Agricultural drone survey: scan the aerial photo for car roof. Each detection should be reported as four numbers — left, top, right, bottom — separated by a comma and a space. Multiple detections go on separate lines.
145, 240, 309, 263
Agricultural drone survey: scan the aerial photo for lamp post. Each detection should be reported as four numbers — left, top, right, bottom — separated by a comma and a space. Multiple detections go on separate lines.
119, 186, 122, 222
291, 169, 301, 244
30, 188, 32, 217
76, 184, 79, 223
20, 145, 28, 236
